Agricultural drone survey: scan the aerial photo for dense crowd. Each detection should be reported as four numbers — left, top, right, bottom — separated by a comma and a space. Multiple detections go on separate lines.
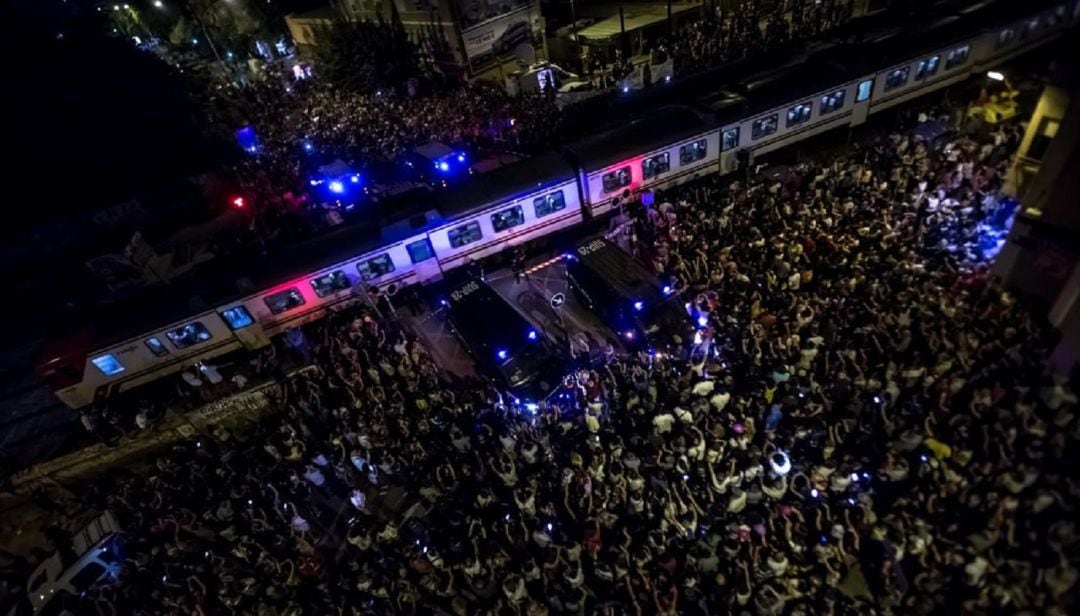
227, 77, 565, 230
34, 109, 1080, 616
652, 0, 855, 75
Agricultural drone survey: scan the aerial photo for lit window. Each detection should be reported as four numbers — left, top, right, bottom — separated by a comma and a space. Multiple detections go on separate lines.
997, 27, 1016, 48
946, 45, 970, 69
491, 205, 525, 232
1023, 17, 1040, 37
884, 67, 910, 91
601, 167, 632, 193
751, 114, 778, 140
448, 222, 483, 248
220, 307, 254, 330
856, 79, 873, 102
311, 271, 351, 297
406, 238, 435, 263
821, 90, 845, 114
642, 153, 670, 179
167, 321, 213, 348
533, 191, 566, 218
915, 56, 940, 81
145, 337, 169, 357
679, 139, 708, 163
92, 354, 125, 376
264, 288, 306, 314
357, 253, 395, 281
721, 129, 739, 152
786, 101, 812, 127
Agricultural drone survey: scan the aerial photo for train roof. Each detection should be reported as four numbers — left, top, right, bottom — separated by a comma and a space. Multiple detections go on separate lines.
434, 152, 576, 219
565, 106, 715, 172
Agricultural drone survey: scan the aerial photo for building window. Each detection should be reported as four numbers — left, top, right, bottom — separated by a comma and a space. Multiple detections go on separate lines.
406, 238, 435, 263
946, 45, 970, 69
448, 222, 483, 248
533, 191, 566, 218
997, 27, 1016, 48
220, 307, 254, 330
167, 321, 213, 348
856, 79, 873, 102
721, 128, 739, 152
642, 153, 671, 179
145, 337, 169, 357
357, 253, 395, 281
92, 354, 125, 376
915, 56, 940, 81
264, 288, 306, 314
786, 101, 813, 127
491, 205, 525, 232
311, 271, 351, 297
751, 114, 778, 140
679, 139, 708, 163
821, 90, 845, 114
601, 167, 632, 193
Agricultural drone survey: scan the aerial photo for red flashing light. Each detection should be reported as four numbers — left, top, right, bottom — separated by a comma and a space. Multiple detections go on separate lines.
231, 196, 245, 209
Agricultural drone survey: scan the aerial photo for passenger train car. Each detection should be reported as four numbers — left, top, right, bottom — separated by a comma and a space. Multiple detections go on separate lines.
37, 0, 1078, 409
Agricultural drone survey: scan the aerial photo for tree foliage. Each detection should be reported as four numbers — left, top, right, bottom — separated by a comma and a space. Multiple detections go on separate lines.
313, 15, 426, 94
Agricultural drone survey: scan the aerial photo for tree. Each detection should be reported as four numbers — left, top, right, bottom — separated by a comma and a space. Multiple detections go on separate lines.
313, 14, 426, 94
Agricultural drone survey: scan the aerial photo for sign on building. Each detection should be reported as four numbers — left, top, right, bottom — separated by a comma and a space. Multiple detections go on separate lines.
458, 0, 543, 64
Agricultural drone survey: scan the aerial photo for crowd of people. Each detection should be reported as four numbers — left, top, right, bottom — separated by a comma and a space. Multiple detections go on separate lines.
27, 105, 1074, 616
651, 0, 855, 75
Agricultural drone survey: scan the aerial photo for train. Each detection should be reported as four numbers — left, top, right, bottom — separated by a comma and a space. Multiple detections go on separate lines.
37, 0, 1079, 410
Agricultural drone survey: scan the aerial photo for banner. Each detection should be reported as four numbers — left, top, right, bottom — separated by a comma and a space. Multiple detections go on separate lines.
459, 2, 543, 62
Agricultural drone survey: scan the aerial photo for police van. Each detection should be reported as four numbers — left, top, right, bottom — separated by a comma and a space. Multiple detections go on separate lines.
445, 279, 566, 402
568, 237, 693, 352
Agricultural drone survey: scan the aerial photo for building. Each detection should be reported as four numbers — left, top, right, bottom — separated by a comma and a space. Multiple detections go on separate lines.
285, 0, 548, 81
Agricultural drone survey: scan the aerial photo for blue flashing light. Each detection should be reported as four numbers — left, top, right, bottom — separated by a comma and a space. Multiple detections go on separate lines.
328, 180, 345, 194
623, 330, 636, 340
350, 174, 361, 183
697, 315, 709, 328
309, 179, 320, 186
662, 285, 673, 296
621, 85, 629, 94
665, 75, 671, 83
302, 141, 314, 152
457, 153, 466, 163
527, 330, 538, 341
497, 349, 508, 360
633, 300, 644, 312
524, 402, 538, 413
438, 161, 450, 172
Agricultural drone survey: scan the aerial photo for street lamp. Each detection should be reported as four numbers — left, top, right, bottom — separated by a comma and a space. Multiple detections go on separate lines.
154, 0, 164, 7
987, 71, 1005, 81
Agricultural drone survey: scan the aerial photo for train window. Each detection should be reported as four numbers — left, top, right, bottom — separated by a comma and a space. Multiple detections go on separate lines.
821, 90, 845, 114
491, 205, 525, 232
448, 222, 483, 248
856, 79, 873, 102
786, 102, 812, 127
884, 67, 909, 92
1047, 5, 1064, 26
721, 128, 739, 152
642, 153, 670, 179
915, 56, 939, 81
1023, 17, 1041, 37
533, 191, 567, 218
220, 307, 254, 330
167, 321, 213, 348
751, 114, 778, 140
357, 253, 396, 281
311, 270, 351, 297
264, 288, 306, 314
144, 337, 169, 357
679, 139, 708, 163
602, 167, 632, 193
406, 238, 436, 263
946, 45, 970, 69
91, 354, 125, 377
997, 27, 1016, 48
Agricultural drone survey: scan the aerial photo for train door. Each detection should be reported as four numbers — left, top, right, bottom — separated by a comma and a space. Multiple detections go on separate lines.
850, 78, 874, 127
403, 234, 443, 283
719, 126, 740, 175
